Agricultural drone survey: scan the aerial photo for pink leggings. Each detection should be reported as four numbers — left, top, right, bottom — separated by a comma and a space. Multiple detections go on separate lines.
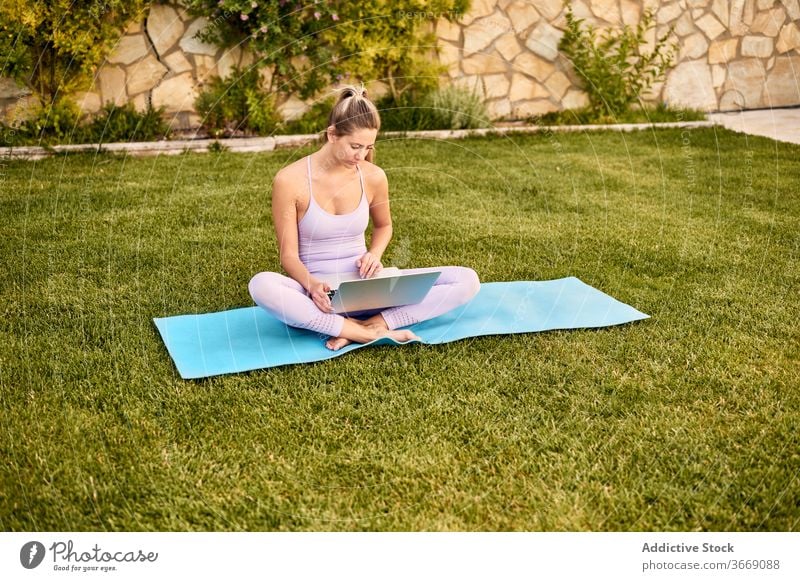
248, 266, 481, 337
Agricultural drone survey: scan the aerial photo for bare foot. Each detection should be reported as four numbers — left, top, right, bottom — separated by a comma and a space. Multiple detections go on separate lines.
324, 318, 370, 351
324, 321, 420, 351
325, 336, 352, 351
384, 329, 420, 343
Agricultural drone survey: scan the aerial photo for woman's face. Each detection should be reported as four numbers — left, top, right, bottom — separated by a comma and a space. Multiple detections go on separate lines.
329, 127, 378, 167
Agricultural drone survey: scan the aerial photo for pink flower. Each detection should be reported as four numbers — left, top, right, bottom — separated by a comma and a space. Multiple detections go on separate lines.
314, 11, 321, 19
260, 25, 267, 33
240, 13, 249, 20
332, 13, 339, 21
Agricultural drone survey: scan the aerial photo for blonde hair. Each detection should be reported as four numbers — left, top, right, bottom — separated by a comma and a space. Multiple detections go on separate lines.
326, 84, 381, 163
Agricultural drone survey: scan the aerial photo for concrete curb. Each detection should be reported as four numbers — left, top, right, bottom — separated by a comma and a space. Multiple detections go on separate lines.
0, 120, 719, 161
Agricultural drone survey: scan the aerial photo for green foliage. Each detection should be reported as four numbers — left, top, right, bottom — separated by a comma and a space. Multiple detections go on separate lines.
0, 124, 16, 147
535, 103, 707, 125
207, 140, 228, 153
378, 85, 491, 131
184, 0, 338, 99
559, 5, 676, 119
183, 0, 469, 102
195, 67, 281, 136
1, 101, 170, 146
375, 92, 424, 132
320, 1, 470, 102
82, 102, 170, 144
422, 85, 491, 130
30, 99, 84, 143
0, 0, 149, 107
278, 97, 336, 136
276, 80, 487, 136
0, 22, 31, 83
1, 98, 83, 146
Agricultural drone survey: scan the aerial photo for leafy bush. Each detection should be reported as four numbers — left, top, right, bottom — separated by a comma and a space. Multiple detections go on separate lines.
207, 140, 228, 153
318, 2, 469, 102
559, 5, 676, 120
1, 101, 171, 146
183, 0, 469, 102
422, 85, 491, 130
0, 1, 156, 146
0, 124, 16, 147
278, 97, 336, 136
195, 67, 281, 137
184, 0, 338, 100
0, 99, 83, 146
375, 92, 427, 132
0, 0, 148, 107
81, 102, 169, 143
378, 86, 491, 131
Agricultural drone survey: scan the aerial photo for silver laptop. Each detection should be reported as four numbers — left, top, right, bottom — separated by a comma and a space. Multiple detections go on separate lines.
324, 270, 442, 314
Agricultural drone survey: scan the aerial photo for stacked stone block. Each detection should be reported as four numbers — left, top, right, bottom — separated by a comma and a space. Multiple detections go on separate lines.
1, 0, 798, 126
75, 4, 260, 129
443, 0, 800, 115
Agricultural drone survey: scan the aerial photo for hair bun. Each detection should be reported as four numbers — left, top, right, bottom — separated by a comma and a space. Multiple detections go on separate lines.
338, 84, 368, 101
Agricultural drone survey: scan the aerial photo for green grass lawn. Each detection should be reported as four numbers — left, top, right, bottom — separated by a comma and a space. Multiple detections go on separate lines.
1, 127, 798, 531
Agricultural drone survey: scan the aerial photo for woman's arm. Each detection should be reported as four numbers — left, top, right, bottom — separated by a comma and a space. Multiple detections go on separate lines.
366, 166, 392, 260
272, 171, 318, 292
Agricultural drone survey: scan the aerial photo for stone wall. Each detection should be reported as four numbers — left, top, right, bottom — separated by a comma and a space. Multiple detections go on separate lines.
1, 0, 798, 127
0, 3, 263, 130
74, 3, 260, 129
441, 0, 800, 116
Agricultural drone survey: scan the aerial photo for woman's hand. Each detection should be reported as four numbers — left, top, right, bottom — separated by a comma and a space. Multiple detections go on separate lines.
308, 280, 334, 313
356, 252, 383, 278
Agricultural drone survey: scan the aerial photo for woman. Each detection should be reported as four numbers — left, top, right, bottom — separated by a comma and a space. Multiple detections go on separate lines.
248, 85, 481, 351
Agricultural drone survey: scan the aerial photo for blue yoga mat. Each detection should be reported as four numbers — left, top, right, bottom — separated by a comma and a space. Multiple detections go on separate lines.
153, 277, 649, 379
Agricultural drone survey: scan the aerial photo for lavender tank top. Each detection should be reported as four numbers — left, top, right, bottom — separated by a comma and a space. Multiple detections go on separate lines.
298, 156, 369, 275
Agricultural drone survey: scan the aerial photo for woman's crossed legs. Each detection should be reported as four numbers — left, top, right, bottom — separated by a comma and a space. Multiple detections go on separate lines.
248, 266, 481, 350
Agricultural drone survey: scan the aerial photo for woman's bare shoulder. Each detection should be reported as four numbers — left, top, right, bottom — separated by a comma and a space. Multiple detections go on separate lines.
358, 160, 387, 186
272, 160, 309, 204
273, 158, 306, 185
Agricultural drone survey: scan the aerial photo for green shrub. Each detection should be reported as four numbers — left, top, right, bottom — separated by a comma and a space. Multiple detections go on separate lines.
1, 101, 171, 146
1, 99, 83, 146
0, 1, 161, 146
378, 86, 491, 131
82, 102, 169, 143
376, 92, 427, 132
422, 85, 491, 130
195, 67, 280, 137
278, 97, 336, 136
207, 140, 227, 153
0, 124, 17, 147
559, 5, 676, 120
318, 2, 470, 103
0, 1, 148, 108
184, 0, 469, 103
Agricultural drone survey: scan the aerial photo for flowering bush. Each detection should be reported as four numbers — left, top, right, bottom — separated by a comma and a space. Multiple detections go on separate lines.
184, 0, 469, 101
0, 0, 148, 107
